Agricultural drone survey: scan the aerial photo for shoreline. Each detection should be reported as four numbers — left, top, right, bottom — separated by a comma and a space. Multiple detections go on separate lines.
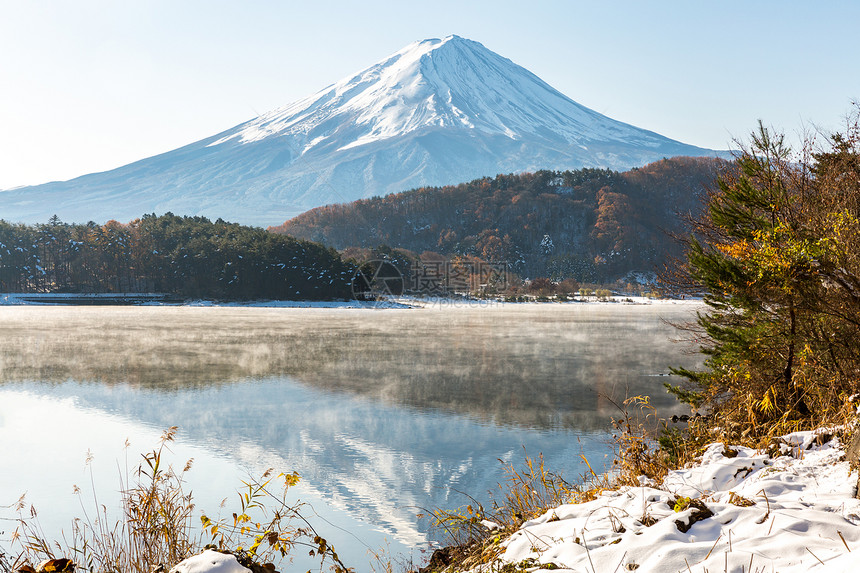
0, 292, 702, 309
443, 427, 860, 573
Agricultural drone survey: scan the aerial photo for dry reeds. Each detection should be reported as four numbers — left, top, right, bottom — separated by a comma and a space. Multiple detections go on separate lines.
8, 428, 351, 573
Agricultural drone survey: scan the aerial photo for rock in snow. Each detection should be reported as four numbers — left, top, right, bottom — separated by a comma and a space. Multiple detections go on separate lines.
475, 429, 860, 572
0, 36, 722, 227
169, 550, 251, 573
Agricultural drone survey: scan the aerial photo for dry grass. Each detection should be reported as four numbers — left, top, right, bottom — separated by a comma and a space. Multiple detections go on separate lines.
198, 470, 351, 573
7, 428, 352, 573
1, 545, 12, 573
420, 392, 860, 572
10, 427, 195, 573
423, 447, 620, 572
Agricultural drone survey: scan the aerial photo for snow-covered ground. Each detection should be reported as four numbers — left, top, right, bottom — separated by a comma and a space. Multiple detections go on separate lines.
399, 295, 702, 309
0, 293, 412, 309
0, 293, 699, 309
476, 429, 860, 572
179, 298, 411, 309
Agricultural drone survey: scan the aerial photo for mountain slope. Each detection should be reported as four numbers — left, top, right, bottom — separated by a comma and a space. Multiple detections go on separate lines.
0, 35, 722, 227
273, 156, 727, 282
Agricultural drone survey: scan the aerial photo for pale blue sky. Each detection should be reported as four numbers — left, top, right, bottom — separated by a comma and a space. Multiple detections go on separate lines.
1, 0, 858, 189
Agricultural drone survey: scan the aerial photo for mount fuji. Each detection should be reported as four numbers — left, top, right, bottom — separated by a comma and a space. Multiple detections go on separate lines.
0, 35, 722, 227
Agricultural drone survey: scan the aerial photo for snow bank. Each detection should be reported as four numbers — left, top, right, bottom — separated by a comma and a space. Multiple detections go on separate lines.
476, 429, 860, 572
180, 299, 412, 309
0, 292, 698, 309
169, 550, 250, 573
0, 293, 412, 309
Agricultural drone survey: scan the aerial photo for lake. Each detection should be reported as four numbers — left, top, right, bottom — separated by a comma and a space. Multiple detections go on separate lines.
0, 301, 702, 570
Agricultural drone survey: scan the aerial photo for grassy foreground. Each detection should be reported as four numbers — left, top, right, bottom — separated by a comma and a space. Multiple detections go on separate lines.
1, 427, 350, 573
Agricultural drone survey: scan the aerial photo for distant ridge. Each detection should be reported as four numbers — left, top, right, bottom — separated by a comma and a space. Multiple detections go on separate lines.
0, 35, 723, 227
273, 156, 726, 282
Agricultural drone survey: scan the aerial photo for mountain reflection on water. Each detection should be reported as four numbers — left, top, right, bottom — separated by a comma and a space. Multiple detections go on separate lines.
0, 303, 702, 564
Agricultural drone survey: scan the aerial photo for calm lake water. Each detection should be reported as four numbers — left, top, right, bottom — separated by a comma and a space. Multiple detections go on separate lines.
0, 302, 702, 569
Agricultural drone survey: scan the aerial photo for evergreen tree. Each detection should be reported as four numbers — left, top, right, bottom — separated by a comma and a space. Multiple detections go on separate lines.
671, 118, 860, 430
0, 214, 355, 301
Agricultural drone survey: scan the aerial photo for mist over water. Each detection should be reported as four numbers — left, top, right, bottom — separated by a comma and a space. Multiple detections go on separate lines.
0, 303, 702, 567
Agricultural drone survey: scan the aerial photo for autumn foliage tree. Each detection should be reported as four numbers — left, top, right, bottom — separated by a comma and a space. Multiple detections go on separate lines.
273, 158, 724, 283
671, 116, 860, 432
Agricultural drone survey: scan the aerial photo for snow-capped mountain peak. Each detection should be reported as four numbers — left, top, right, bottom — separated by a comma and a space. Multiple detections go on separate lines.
210, 35, 483, 151
0, 35, 722, 227
210, 35, 654, 154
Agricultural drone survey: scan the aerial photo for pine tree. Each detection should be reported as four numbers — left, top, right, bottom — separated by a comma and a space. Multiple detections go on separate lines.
671, 118, 860, 429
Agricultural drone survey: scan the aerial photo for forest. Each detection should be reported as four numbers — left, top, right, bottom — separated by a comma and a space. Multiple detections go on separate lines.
271, 156, 726, 282
0, 157, 727, 300
0, 213, 353, 300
